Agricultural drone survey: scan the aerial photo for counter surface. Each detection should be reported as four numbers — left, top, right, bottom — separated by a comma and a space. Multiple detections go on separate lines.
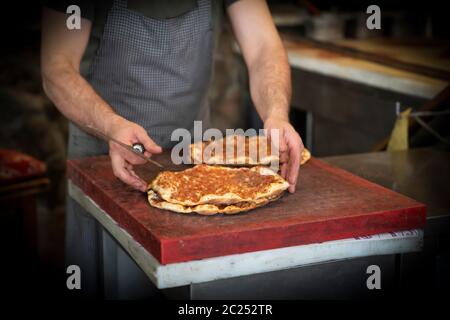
67, 152, 426, 265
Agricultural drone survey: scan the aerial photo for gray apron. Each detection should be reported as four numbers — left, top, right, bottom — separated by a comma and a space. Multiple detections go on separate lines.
87, 0, 213, 147
66, 0, 215, 298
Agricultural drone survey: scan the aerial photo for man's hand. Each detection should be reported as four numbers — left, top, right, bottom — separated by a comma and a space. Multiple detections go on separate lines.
106, 116, 162, 192
265, 117, 304, 193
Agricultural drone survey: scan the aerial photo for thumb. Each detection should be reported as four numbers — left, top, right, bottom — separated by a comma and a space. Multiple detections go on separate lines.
267, 127, 287, 154
135, 128, 162, 154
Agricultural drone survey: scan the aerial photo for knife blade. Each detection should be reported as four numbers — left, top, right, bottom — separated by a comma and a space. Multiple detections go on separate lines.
87, 125, 164, 168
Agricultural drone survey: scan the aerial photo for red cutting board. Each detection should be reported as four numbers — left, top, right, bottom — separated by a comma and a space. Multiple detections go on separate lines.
67, 152, 426, 265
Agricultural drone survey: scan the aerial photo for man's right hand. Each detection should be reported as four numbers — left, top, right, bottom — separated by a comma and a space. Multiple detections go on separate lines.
106, 116, 162, 192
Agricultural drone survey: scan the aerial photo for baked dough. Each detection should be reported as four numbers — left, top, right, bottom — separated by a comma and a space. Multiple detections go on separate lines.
147, 190, 281, 215
190, 135, 311, 166
149, 165, 289, 207
301, 147, 311, 165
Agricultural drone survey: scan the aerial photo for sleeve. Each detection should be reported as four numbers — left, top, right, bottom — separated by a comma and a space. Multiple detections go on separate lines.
43, 0, 95, 21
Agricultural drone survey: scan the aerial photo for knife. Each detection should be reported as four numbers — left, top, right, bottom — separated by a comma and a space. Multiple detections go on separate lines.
87, 125, 164, 168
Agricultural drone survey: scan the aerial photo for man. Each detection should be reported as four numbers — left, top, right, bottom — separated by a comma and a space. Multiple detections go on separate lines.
42, 0, 303, 298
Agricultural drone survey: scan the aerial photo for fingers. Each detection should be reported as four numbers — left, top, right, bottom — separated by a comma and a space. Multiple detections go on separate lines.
143, 151, 152, 158
135, 128, 162, 154
110, 151, 147, 192
279, 150, 289, 164
107, 120, 158, 192
279, 132, 288, 154
266, 127, 289, 176
287, 157, 300, 193
280, 162, 288, 179
267, 127, 287, 155
110, 141, 147, 165
286, 136, 303, 193
125, 163, 142, 181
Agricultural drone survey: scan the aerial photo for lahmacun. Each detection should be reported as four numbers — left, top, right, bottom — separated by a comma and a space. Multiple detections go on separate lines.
147, 190, 282, 215
190, 135, 277, 165
148, 164, 289, 207
147, 135, 307, 215
190, 135, 311, 166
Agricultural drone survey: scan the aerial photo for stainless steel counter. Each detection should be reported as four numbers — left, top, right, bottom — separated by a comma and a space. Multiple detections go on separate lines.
323, 148, 450, 295
322, 147, 450, 220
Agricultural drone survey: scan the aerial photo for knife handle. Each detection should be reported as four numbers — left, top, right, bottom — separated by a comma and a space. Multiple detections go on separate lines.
132, 143, 145, 154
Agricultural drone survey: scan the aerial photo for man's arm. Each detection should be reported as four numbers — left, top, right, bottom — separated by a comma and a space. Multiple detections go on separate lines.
227, 0, 304, 192
41, 8, 161, 191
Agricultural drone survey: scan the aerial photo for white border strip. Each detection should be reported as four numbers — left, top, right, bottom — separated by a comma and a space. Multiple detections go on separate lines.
69, 181, 423, 289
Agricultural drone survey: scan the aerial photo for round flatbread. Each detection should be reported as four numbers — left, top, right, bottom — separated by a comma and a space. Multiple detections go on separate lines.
190, 135, 277, 165
150, 164, 289, 206
190, 135, 311, 166
148, 190, 281, 215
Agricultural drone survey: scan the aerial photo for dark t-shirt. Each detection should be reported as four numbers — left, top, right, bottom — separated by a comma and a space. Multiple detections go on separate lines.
43, 0, 237, 75
44, 0, 238, 21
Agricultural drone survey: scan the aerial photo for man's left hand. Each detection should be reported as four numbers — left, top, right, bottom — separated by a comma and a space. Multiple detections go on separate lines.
264, 117, 304, 193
